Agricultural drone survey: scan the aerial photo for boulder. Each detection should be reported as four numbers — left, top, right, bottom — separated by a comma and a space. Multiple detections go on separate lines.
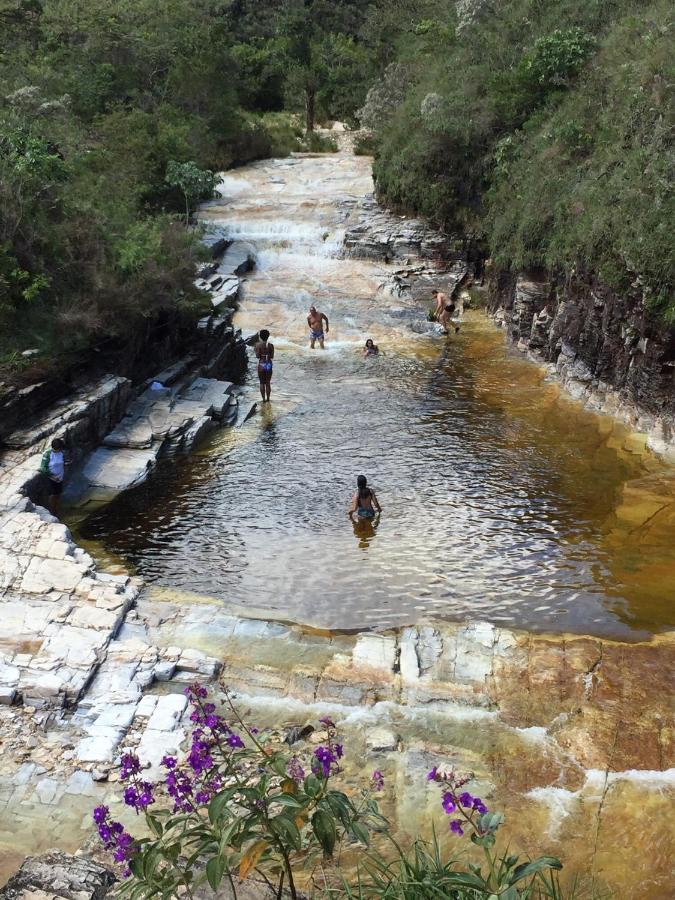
0, 851, 115, 899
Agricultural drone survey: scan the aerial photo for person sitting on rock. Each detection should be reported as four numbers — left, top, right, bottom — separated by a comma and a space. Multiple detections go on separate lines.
39, 437, 66, 517
364, 338, 379, 357
254, 329, 274, 402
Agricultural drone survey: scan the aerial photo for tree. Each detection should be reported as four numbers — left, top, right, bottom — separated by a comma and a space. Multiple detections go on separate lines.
165, 160, 217, 224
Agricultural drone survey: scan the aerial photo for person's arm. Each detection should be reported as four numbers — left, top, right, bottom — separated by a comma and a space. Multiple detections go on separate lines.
269, 343, 275, 359
254, 343, 261, 360
322, 313, 329, 332
371, 491, 382, 512
348, 491, 358, 515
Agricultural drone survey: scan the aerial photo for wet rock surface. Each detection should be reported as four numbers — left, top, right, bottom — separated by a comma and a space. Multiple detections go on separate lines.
489, 270, 675, 460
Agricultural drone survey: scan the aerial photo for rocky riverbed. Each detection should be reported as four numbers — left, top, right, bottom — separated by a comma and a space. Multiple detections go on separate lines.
0, 154, 673, 898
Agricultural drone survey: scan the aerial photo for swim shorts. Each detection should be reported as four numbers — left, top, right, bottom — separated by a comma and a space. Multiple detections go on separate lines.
310, 329, 324, 340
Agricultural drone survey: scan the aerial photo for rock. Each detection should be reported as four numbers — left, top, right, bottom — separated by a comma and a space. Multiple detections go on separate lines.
20, 349, 40, 358
79, 447, 158, 495
153, 660, 176, 682
146, 693, 187, 731
365, 727, 398, 752
219, 241, 256, 276
0, 851, 115, 899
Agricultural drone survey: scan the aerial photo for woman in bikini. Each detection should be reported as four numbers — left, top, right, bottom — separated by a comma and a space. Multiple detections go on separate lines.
364, 338, 379, 357
348, 475, 382, 520
254, 329, 274, 402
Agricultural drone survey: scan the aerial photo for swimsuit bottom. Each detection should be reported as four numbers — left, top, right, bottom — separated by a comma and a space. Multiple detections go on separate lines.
310, 329, 324, 340
357, 507, 375, 518
259, 361, 273, 372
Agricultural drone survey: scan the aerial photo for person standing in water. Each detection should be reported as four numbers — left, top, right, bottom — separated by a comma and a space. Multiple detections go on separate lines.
432, 289, 460, 334
348, 475, 382, 519
254, 329, 274, 402
364, 339, 379, 356
307, 305, 329, 349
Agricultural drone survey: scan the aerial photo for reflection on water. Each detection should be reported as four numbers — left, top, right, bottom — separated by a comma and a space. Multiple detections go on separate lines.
73, 155, 675, 639
351, 513, 380, 550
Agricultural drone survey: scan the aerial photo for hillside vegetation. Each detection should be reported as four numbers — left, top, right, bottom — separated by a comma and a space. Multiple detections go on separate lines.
0, 0, 386, 380
367, 0, 674, 319
1, 0, 672, 386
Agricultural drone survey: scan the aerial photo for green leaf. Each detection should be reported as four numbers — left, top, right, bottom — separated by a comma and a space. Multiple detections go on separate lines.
510, 856, 562, 884
208, 787, 237, 824
268, 793, 304, 809
206, 856, 226, 891
312, 809, 336, 856
272, 814, 302, 850
349, 821, 369, 846
304, 773, 322, 798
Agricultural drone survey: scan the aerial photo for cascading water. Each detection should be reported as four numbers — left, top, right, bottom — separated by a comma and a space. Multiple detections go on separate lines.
75, 153, 675, 640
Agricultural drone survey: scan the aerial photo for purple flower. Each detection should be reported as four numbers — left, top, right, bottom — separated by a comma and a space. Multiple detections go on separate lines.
123, 786, 139, 808
319, 716, 335, 728
184, 682, 208, 700
371, 770, 384, 792
459, 792, 474, 808
287, 758, 305, 784
93, 805, 108, 825
472, 797, 488, 814
441, 792, 456, 814
427, 766, 439, 782
450, 819, 464, 836
313, 745, 337, 777
119, 752, 141, 781
334, 743, 344, 759
92, 805, 137, 870
195, 790, 211, 805
137, 783, 154, 809
227, 733, 244, 748
162, 755, 177, 769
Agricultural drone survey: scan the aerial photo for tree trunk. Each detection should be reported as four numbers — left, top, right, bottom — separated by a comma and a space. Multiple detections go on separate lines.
305, 87, 315, 133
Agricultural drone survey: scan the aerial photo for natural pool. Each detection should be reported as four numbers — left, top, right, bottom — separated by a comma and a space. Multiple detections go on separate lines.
75, 154, 675, 641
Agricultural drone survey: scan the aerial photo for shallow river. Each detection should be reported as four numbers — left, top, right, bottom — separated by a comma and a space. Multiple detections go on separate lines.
76, 153, 675, 640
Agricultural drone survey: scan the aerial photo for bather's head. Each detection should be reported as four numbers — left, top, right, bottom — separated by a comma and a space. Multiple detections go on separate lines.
357, 474, 368, 491
259, 329, 270, 341
309, 305, 317, 313
51, 438, 64, 451
431, 289, 439, 296
365, 339, 374, 349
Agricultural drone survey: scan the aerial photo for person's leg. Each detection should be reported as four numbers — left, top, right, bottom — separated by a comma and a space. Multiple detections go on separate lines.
265, 373, 272, 401
319, 335, 325, 349
259, 373, 266, 401
47, 482, 61, 517
310, 335, 316, 349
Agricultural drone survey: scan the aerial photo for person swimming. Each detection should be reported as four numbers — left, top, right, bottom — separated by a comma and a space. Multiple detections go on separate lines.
348, 475, 382, 519
364, 339, 379, 356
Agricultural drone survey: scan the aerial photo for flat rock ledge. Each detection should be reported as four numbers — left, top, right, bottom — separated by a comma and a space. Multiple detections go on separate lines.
0, 852, 114, 899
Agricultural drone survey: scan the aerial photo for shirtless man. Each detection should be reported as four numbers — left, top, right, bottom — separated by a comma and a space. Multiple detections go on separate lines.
432, 289, 460, 334
307, 305, 329, 349
254, 329, 274, 401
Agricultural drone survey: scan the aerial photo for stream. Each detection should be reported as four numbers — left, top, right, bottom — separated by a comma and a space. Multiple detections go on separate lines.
76, 152, 675, 641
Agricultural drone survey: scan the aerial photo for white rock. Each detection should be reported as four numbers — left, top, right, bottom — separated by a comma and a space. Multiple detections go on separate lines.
353, 634, 396, 673
146, 693, 187, 732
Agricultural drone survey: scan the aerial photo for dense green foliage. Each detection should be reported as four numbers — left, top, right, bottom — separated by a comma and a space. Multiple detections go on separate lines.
369, 0, 674, 317
0, 0, 388, 373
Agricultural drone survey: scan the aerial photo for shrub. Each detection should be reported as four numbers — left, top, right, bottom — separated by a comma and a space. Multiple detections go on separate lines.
93, 684, 572, 899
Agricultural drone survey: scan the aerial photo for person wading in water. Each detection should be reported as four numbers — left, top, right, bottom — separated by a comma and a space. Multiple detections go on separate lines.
307, 305, 329, 349
254, 329, 274, 402
348, 475, 382, 520
364, 338, 379, 356
432, 289, 460, 334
